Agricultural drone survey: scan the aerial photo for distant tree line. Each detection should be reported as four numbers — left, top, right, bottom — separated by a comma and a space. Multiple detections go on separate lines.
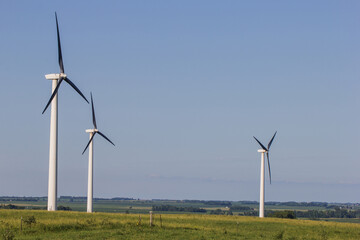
152, 205, 207, 213
0, 204, 47, 210
59, 196, 135, 202
230, 206, 254, 211
266, 201, 329, 207
180, 200, 232, 206
0, 197, 45, 202
294, 208, 360, 219
110, 197, 134, 201
236, 201, 258, 205
209, 209, 233, 215
234, 201, 343, 208
0, 204, 25, 209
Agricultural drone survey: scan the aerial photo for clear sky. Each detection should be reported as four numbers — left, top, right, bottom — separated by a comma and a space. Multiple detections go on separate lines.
0, 1, 359, 203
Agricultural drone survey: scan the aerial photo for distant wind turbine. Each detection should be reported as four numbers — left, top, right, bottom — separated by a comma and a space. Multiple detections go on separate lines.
43, 12, 89, 211
253, 131, 277, 218
82, 93, 115, 213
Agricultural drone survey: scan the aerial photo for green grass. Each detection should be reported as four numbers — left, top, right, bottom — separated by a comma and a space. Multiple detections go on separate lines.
1, 210, 360, 239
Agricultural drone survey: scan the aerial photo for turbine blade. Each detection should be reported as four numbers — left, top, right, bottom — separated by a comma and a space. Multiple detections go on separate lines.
267, 131, 277, 150
55, 12, 64, 73
42, 77, 63, 114
98, 131, 115, 146
253, 136, 268, 151
82, 132, 96, 155
64, 77, 89, 103
91, 93, 97, 129
266, 152, 272, 184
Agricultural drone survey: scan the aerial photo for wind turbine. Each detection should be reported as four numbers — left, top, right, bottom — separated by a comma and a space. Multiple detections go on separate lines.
253, 131, 277, 218
82, 93, 115, 213
43, 12, 89, 211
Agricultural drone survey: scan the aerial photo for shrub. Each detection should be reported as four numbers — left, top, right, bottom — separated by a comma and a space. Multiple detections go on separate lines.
268, 211, 296, 219
57, 205, 72, 211
23, 216, 36, 228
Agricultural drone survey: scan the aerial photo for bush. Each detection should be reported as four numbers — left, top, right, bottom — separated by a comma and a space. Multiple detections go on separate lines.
23, 216, 36, 227
268, 211, 296, 219
58, 205, 72, 211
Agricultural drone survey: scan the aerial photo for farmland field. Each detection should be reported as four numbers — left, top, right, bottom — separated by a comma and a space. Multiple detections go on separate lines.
1, 209, 360, 239
0, 198, 345, 213
1, 198, 360, 223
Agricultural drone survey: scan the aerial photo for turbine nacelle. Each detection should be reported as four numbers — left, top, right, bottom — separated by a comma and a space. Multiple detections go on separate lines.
45, 73, 67, 80
86, 129, 99, 133
257, 149, 267, 153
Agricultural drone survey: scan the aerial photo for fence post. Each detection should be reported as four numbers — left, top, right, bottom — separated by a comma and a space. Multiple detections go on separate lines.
137, 214, 142, 226
149, 211, 153, 226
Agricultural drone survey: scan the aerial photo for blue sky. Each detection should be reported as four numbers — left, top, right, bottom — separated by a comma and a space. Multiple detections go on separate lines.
0, 1, 359, 202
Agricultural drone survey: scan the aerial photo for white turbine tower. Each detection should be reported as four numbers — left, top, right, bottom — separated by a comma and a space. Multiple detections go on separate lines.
43, 12, 89, 211
253, 131, 277, 218
82, 93, 115, 213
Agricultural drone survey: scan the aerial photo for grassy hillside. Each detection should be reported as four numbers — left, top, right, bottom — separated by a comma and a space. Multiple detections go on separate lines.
0, 210, 360, 239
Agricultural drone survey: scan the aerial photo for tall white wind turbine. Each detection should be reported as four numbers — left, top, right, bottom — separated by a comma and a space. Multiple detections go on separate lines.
82, 93, 115, 213
42, 12, 89, 211
253, 131, 277, 218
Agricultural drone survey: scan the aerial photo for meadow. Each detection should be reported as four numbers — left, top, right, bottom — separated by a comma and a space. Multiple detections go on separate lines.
1, 209, 360, 239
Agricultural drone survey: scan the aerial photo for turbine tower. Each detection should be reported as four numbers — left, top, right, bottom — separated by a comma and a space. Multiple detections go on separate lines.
253, 131, 277, 218
82, 93, 115, 213
43, 12, 89, 211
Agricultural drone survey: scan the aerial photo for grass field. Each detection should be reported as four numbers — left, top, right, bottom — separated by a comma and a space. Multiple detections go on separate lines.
1, 210, 360, 239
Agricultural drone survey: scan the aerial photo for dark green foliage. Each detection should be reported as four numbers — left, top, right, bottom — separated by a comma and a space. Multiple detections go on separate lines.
57, 205, 72, 211
268, 211, 296, 219
23, 216, 36, 227
295, 208, 359, 219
